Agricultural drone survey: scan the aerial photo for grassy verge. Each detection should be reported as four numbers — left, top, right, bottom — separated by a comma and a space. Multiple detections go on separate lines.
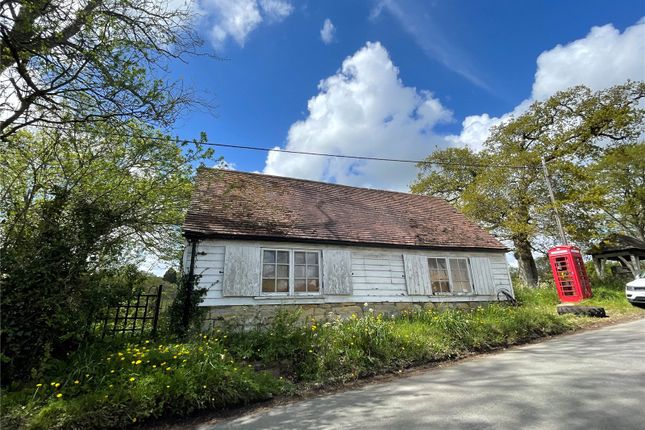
2, 281, 643, 429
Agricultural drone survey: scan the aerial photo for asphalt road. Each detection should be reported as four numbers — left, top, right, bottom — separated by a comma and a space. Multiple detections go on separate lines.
205, 319, 645, 430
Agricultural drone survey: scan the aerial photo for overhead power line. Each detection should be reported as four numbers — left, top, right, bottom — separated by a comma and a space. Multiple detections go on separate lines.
15, 124, 542, 170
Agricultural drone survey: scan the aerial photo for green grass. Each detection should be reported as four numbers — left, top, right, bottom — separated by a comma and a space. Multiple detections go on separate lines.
2, 280, 643, 429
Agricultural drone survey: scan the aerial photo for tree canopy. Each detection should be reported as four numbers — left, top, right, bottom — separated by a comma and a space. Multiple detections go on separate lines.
0, 0, 203, 139
0, 123, 213, 379
412, 82, 644, 286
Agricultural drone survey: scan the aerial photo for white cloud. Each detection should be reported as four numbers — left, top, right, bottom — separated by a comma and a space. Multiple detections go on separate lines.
199, 0, 293, 49
259, 0, 293, 21
263, 42, 453, 191
449, 19, 645, 150
320, 18, 335, 44
371, 0, 490, 91
531, 20, 645, 100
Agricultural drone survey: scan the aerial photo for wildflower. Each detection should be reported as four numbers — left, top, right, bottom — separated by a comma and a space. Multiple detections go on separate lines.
311, 325, 317, 331
36, 383, 42, 388
152, 365, 157, 368
109, 384, 113, 388
166, 367, 171, 371
135, 360, 142, 365
50, 382, 56, 386
104, 395, 109, 399
54, 383, 61, 388
145, 340, 150, 344
56, 393, 63, 398
203, 385, 207, 389
129, 377, 136, 382
166, 385, 170, 388
74, 380, 80, 385
110, 370, 115, 373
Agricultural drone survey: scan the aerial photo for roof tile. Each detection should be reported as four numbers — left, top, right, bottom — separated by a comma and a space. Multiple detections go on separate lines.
183, 169, 506, 251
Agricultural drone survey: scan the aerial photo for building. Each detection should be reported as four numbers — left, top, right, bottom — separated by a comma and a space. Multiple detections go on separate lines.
183, 168, 513, 325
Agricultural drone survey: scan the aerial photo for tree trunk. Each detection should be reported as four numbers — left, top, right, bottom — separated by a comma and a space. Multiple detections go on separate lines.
513, 237, 539, 287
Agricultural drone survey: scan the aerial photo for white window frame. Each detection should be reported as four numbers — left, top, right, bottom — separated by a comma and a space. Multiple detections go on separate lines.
428, 257, 474, 295
260, 248, 322, 296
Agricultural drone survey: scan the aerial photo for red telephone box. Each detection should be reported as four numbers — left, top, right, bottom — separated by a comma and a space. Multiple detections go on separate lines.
547, 245, 592, 302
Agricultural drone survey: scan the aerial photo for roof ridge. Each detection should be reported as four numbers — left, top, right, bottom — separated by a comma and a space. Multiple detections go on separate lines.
198, 166, 442, 201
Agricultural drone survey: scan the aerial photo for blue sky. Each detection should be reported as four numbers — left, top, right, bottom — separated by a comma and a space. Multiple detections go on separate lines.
170, 0, 645, 190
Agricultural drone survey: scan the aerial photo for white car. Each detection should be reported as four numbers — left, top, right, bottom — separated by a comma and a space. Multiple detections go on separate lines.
626, 271, 645, 306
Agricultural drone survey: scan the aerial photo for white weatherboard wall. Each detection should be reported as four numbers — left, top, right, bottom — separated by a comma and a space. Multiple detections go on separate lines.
184, 239, 513, 307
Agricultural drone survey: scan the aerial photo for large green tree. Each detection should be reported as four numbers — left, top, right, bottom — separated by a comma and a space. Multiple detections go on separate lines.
0, 0, 204, 139
412, 82, 644, 286
0, 123, 213, 380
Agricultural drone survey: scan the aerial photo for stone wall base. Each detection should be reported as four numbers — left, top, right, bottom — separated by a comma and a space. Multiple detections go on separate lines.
203, 301, 486, 331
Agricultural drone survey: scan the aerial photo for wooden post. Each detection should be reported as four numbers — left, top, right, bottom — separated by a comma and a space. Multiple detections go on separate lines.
182, 239, 198, 333
151, 285, 163, 338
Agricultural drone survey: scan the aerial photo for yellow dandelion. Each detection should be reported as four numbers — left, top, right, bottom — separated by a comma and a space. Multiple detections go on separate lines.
129, 377, 136, 382
110, 370, 115, 373
135, 360, 142, 365
74, 380, 80, 385
166, 367, 171, 371
36, 383, 43, 388
152, 365, 157, 368
54, 382, 61, 388
56, 393, 63, 398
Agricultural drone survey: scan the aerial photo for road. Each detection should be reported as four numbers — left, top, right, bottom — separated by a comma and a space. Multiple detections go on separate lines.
205, 319, 645, 430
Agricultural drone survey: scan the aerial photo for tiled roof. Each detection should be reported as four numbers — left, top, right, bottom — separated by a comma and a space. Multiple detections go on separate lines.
183, 168, 507, 251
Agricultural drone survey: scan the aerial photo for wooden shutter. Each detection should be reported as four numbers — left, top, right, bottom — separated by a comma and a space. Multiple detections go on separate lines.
322, 250, 352, 295
470, 257, 496, 295
403, 254, 431, 295
222, 244, 261, 297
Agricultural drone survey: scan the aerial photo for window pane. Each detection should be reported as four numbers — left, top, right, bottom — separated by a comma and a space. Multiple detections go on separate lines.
277, 251, 289, 264
306, 265, 319, 278
437, 258, 447, 270
307, 279, 319, 292
263, 250, 276, 263
294, 252, 306, 264
449, 259, 472, 293
295, 265, 305, 278
276, 279, 289, 292
262, 264, 275, 277
306, 252, 318, 264
277, 264, 289, 278
428, 258, 438, 270
262, 279, 276, 293
294, 280, 306, 292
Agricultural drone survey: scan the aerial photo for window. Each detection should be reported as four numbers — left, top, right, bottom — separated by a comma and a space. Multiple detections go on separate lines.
261, 249, 321, 295
449, 258, 473, 293
294, 251, 320, 293
428, 258, 450, 293
428, 257, 473, 294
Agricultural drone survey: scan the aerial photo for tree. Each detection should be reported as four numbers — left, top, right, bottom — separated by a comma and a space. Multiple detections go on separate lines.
0, 123, 213, 380
0, 0, 204, 140
412, 82, 644, 286
583, 142, 645, 241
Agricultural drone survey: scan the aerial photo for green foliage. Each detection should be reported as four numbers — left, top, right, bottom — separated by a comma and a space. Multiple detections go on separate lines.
167, 273, 207, 339
0, 0, 204, 138
0, 125, 213, 382
1, 338, 285, 430
412, 82, 645, 285
2, 281, 642, 429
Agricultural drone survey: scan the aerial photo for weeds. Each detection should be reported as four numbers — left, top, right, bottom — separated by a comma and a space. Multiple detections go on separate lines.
2, 282, 642, 429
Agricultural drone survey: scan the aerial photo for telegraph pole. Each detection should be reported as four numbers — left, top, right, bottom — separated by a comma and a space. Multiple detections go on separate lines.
541, 157, 568, 244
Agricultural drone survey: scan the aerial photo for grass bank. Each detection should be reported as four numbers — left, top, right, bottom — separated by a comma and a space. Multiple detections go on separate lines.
2, 281, 642, 429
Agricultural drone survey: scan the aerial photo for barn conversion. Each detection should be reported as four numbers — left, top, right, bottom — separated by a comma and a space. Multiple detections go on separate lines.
183, 168, 513, 325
